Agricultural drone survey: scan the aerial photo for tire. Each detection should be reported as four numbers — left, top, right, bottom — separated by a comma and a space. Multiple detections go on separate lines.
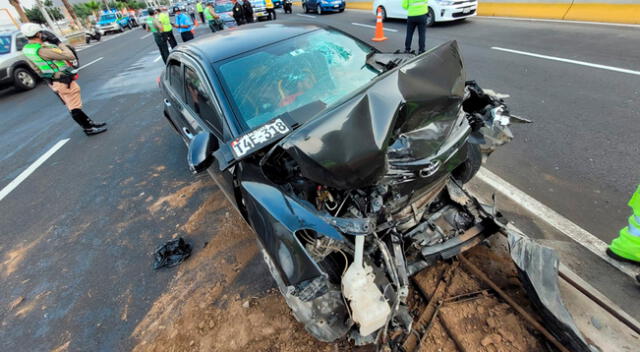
452, 143, 482, 184
304, 4, 309, 13
86, 37, 90, 44
13, 67, 37, 91
378, 6, 386, 21
339, 8, 344, 12
127, 23, 132, 29
426, 7, 435, 27
96, 33, 101, 41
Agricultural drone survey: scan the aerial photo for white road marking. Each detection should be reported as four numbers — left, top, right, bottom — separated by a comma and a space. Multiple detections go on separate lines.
492, 46, 640, 76
154, 55, 162, 62
0, 139, 70, 203
352, 22, 398, 32
78, 57, 104, 71
477, 16, 640, 29
476, 167, 639, 279
296, 14, 316, 18
140, 32, 153, 39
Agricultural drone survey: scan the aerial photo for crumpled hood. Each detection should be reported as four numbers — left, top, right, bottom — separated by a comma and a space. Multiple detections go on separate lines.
277, 40, 466, 190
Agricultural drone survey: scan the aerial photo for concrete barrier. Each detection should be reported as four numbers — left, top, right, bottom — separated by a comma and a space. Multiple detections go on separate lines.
292, 1, 640, 24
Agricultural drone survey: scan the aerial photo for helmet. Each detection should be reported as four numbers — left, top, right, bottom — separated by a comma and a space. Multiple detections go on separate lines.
20, 23, 42, 38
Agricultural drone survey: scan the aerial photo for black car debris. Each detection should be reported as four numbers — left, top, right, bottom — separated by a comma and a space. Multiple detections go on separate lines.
160, 23, 523, 344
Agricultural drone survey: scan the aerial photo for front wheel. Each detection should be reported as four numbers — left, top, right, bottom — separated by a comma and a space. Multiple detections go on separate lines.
13, 67, 37, 91
426, 8, 435, 27
339, 8, 344, 12
452, 143, 482, 184
86, 37, 91, 44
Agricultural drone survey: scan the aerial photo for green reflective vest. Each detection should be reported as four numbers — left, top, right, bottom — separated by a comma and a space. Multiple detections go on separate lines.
204, 7, 214, 21
22, 43, 72, 79
402, 0, 428, 17
158, 12, 173, 32
196, 2, 204, 12
146, 16, 158, 32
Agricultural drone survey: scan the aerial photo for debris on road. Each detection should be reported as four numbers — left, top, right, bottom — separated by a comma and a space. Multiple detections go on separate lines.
153, 237, 192, 269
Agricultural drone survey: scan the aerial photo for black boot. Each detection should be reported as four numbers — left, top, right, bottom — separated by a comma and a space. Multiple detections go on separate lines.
84, 126, 108, 135
90, 121, 107, 128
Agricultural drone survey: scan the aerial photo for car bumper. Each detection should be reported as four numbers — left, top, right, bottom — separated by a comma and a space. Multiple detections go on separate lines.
320, 3, 345, 11
435, 4, 477, 21
99, 25, 119, 32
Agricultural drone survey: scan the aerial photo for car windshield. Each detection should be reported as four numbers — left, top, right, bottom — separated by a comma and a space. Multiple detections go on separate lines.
0, 36, 10, 54
217, 29, 378, 130
100, 14, 116, 21
215, 3, 233, 12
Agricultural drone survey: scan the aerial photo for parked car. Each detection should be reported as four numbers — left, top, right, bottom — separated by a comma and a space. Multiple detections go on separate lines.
373, 0, 477, 26
214, 1, 238, 27
250, 0, 270, 20
0, 30, 38, 91
302, 0, 345, 14
159, 23, 519, 343
97, 11, 132, 34
138, 9, 150, 30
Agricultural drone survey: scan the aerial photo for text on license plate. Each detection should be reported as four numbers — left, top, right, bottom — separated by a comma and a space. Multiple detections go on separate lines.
231, 119, 290, 158
463, 7, 471, 13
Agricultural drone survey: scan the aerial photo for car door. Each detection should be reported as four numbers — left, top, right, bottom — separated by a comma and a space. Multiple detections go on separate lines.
388, 0, 406, 19
181, 58, 238, 208
163, 58, 197, 143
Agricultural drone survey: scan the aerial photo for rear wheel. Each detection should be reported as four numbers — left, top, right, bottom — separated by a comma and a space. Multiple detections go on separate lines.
13, 67, 37, 91
426, 7, 435, 27
304, 4, 309, 13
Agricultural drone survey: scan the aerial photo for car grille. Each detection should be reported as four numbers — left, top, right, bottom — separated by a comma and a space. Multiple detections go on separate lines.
452, 8, 475, 17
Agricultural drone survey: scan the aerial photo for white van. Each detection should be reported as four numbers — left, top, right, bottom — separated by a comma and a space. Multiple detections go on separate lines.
372, 0, 478, 26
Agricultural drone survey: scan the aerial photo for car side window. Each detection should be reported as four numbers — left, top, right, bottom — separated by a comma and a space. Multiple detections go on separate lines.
167, 59, 185, 100
184, 65, 223, 133
15, 36, 27, 51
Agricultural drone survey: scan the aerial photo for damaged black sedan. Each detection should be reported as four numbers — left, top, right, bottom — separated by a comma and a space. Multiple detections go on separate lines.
160, 23, 523, 344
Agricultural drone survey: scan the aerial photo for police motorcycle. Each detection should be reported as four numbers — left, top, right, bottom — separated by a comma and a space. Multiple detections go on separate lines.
283, 0, 293, 13
85, 24, 102, 44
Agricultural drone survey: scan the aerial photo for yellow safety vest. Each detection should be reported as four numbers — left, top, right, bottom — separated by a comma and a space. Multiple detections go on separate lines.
266, 0, 274, 9
157, 12, 173, 32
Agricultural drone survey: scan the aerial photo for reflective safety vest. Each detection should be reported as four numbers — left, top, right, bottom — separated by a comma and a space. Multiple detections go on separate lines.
266, 0, 274, 9
157, 12, 173, 32
402, 0, 428, 17
196, 2, 204, 12
146, 16, 158, 32
205, 7, 214, 21
22, 43, 72, 79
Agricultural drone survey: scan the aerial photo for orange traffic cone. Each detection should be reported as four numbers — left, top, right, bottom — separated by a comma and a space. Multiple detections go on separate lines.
372, 8, 387, 42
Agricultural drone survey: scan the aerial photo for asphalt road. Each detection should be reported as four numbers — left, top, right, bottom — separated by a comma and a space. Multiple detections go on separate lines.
0, 9, 639, 350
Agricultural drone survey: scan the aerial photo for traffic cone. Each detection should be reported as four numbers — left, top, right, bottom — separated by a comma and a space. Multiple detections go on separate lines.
607, 185, 640, 264
372, 8, 387, 42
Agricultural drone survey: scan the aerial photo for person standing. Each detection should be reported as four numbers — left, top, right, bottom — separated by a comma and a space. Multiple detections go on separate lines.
158, 7, 178, 49
205, 3, 222, 32
196, 0, 205, 24
402, 0, 428, 54
232, 0, 246, 25
146, 8, 170, 63
20, 23, 106, 136
265, 0, 276, 20
283, 0, 292, 14
187, 3, 197, 24
173, 7, 195, 42
243, 0, 255, 23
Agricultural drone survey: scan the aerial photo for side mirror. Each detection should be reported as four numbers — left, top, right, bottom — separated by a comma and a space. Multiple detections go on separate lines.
187, 132, 219, 173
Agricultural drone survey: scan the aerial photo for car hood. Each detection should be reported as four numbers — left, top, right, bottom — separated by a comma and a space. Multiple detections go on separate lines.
98, 19, 117, 25
273, 40, 466, 190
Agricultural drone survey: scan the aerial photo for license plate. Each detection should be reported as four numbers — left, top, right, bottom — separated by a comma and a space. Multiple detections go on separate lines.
463, 7, 471, 13
231, 119, 290, 158
256, 12, 264, 16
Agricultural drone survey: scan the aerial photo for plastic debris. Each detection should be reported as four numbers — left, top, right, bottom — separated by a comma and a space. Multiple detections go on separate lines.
153, 237, 192, 269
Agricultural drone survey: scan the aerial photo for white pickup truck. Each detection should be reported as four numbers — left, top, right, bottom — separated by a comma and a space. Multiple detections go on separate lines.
372, 0, 478, 26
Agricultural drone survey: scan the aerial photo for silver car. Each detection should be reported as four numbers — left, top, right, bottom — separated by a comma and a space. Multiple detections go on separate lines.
0, 30, 38, 91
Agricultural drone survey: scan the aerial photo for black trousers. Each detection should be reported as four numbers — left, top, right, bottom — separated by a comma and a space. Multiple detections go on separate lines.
180, 31, 194, 42
153, 32, 169, 63
199, 12, 205, 23
164, 31, 178, 49
266, 8, 276, 20
71, 109, 93, 129
283, 3, 292, 13
405, 14, 427, 52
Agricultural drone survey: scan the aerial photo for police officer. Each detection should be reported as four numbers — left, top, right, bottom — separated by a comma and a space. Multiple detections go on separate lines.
402, 0, 428, 54
173, 7, 195, 42
196, 0, 205, 24
146, 9, 169, 63
231, 0, 246, 25
158, 7, 178, 49
204, 3, 222, 32
20, 23, 106, 136
243, 0, 255, 23
265, 0, 276, 20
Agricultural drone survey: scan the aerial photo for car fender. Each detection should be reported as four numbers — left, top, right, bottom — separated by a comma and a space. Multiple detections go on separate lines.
239, 177, 345, 287
10, 59, 36, 78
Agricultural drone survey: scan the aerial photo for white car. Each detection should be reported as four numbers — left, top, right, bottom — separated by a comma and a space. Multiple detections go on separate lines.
372, 0, 477, 26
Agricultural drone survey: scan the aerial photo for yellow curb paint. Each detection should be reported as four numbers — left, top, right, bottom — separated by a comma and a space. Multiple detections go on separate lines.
347, 2, 374, 10
479, 3, 570, 20
564, 4, 640, 24
479, 3, 640, 24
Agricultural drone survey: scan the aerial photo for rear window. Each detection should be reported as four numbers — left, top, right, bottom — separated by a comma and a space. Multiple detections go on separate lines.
0, 36, 11, 54
217, 29, 378, 129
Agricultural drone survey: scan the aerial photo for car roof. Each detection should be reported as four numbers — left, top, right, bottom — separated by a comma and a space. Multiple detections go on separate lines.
178, 22, 326, 63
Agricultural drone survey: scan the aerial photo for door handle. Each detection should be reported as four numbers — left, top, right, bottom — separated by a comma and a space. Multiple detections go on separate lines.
182, 127, 194, 140
163, 99, 172, 107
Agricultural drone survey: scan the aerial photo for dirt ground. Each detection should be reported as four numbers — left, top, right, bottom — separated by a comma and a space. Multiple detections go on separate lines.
130, 187, 546, 352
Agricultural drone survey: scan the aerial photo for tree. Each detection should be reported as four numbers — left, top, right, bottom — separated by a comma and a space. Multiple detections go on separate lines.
85, 1, 102, 18
60, 0, 81, 28
25, 4, 63, 24
8, 0, 29, 23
